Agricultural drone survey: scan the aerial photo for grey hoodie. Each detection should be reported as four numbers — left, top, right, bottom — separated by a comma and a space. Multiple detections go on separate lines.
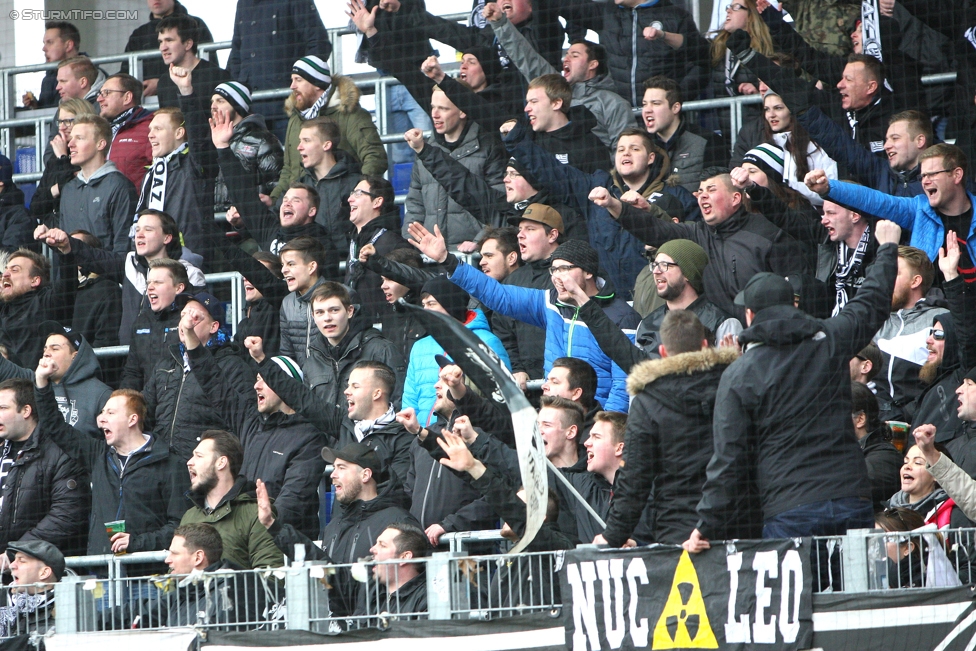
490, 14, 634, 147
59, 160, 138, 253
0, 338, 111, 440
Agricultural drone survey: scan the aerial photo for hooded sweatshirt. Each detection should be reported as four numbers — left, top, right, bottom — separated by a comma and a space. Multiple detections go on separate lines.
59, 160, 137, 254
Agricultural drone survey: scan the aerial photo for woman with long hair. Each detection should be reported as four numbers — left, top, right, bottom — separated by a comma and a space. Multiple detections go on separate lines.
761, 91, 837, 206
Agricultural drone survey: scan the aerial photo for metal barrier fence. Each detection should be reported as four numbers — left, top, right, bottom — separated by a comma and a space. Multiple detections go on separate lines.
0, 527, 967, 642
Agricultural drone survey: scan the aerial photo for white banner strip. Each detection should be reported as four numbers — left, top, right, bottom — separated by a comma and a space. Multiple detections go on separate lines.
813, 602, 971, 631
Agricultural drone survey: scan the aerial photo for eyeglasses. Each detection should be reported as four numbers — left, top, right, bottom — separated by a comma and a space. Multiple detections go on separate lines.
504, 170, 522, 180
919, 169, 955, 180
929, 328, 945, 341
549, 264, 579, 276
56, 118, 75, 128
650, 260, 678, 273
349, 188, 379, 199
726, 3, 747, 11
97, 88, 127, 98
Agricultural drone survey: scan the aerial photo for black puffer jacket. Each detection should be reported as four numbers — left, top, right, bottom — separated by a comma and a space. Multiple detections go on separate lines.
617, 202, 807, 321
144, 342, 255, 462
303, 312, 406, 409
600, 0, 708, 106
188, 345, 326, 540
696, 243, 897, 539
72, 274, 123, 348
213, 114, 284, 211
528, 107, 610, 174
120, 296, 187, 391
603, 348, 739, 547
35, 383, 189, 567
0, 423, 90, 556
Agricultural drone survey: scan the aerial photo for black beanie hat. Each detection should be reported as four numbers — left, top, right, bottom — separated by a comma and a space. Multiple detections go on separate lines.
552, 239, 600, 276
461, 46, 503, 87
421, 275, 470, 322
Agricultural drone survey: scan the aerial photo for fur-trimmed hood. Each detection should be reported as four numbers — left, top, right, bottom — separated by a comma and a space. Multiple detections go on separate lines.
284, 74, 361, 117
628, 346, 739, 395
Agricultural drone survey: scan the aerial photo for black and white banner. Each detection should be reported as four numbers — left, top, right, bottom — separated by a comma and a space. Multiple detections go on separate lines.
560, 540, 813, 651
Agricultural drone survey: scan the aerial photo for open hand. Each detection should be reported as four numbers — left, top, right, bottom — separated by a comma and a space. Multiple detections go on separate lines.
939, 230, 961, 281
407, 223, 449, 263
255, 478, 275, 528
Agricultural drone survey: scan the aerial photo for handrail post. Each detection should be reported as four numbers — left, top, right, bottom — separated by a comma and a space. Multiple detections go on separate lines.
840, 528, 875, 592
426, 551, 454, 620
53, 576, 83, 634
285, 564, 311, 631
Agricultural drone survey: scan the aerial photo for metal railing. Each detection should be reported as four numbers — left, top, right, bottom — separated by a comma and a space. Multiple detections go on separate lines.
0, 526, 967, 643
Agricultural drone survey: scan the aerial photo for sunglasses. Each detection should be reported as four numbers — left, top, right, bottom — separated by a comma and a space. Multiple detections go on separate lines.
929, 328, 945, 341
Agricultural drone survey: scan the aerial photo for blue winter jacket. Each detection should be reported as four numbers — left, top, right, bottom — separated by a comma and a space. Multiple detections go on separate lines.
826, 181, 976, 263
448, 260, 641, 412
403, 308, 510, 426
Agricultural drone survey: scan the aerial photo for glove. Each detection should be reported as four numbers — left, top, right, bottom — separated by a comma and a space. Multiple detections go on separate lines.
727, 29, 755, 64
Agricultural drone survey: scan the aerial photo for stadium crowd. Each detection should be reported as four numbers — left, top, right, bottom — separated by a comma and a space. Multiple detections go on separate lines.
1, 0, 976, 629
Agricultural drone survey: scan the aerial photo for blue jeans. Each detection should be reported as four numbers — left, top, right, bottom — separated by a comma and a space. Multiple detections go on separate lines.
764, 497, 873, 592
385, 82, 432, 167
762, 497, 874, 538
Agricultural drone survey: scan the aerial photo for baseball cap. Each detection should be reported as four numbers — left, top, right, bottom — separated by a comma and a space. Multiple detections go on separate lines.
322, 442, 384, 476
734, 272, 793, 313
40, 321, 83, 351
509, 203, 564, 232
7, 540, 66, 581
181, 292, 225, 325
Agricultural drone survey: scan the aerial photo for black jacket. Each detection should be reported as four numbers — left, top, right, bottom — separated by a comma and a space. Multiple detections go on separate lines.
618, 202, 807, 321
256, 357, 414, 487
35, 383, 189, 566
527, 107, 610, 174
120, 296, 187, 391
30, 153, 78, 225
859, 427, 902, 509
355, 572, 428, 622
214, 114, 284, 212
911, 277, 976, 442
0, 186, 35, 253
604, 347, 740, 546
408, 417, 495, 533
599, 0, 708, 106
346, 211, 412, 325
696, 243, 898, 539
297, 152, 361, 253
144, 342, 255, 462
303, 313, 407, 409
188, 345, 325, 540
272, 475, 417, 617
73, 274, 123, 348
122, 1, 214, 80
0, 422, 90, 556
0, 256, 78, 369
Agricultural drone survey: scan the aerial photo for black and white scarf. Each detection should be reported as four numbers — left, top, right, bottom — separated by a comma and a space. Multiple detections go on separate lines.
137, 142, 189, 211
109, 107, 135, 140
860, 0, 883, 61
833, 224, 871, 315
0, 591, 54, 638
353, 403, 396, 442
300, 91, 330, 121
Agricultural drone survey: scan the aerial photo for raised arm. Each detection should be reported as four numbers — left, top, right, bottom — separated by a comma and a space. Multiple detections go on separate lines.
797, 105, 887, 187
254, 352, 344, 442
940, 234, 976, 371
413, 138, 508, 227
821, 177, 916, 232
33, 361, 100, 469
488, 11, 556, 81
184, 313, 252, 436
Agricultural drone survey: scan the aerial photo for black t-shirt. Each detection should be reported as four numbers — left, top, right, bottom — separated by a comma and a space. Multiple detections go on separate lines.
937, 205, 976, 284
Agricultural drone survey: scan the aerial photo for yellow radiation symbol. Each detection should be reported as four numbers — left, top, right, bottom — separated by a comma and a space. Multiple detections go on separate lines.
652, 550, 718, 649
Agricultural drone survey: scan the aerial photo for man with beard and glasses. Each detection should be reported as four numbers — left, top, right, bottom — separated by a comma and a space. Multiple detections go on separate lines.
871, 246, 947, 423
180, 430, 283, 570
558, 239, 740, 373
